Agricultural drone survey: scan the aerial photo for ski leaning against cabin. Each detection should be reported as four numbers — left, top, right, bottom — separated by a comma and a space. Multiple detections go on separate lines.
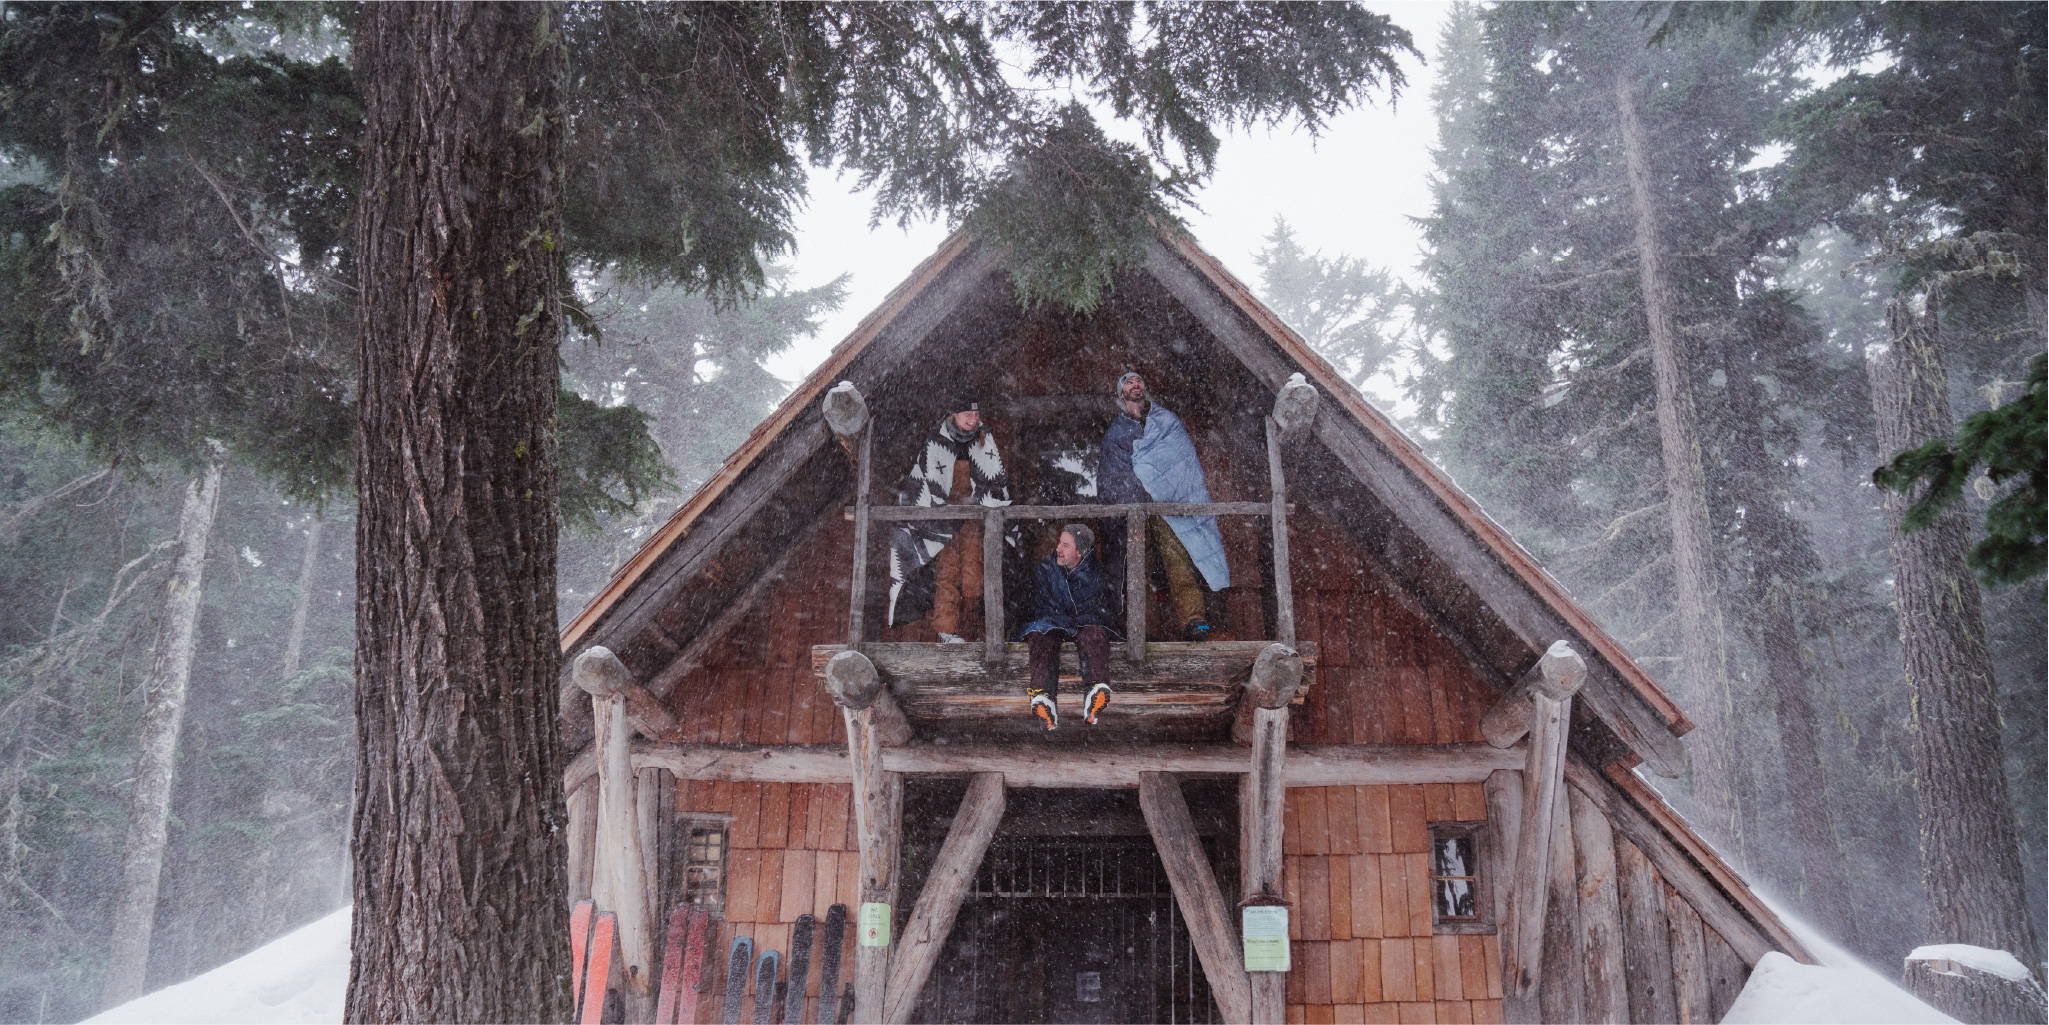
553, 225, 1814, 1025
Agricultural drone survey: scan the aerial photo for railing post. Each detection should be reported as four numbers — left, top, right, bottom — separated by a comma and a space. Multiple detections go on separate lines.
982, 508, 1004, 665
1125, 507, 1147, 663
848, 426, 873, 648
1264, 417, 1296, 647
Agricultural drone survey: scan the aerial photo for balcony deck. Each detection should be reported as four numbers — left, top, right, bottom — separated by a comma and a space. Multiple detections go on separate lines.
810, 640, 1317, 741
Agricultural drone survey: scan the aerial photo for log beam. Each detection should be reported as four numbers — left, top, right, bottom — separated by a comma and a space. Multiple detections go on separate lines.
1139, 773, 1252, 1024
599, 740, 1524, 789
1503, 646, 1582, 1004
1481, 641, 1589, 749
574, 644, 677, 740
883, 773, 1005, 1023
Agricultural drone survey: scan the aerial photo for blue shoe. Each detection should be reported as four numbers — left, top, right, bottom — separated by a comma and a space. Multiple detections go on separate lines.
1182, 619, 1213, 642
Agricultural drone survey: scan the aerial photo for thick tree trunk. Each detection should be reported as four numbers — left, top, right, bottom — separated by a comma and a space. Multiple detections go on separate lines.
348, 5, 569, 1023
1870, 298, 2044, 1023
279, 516, 322, 678
101, 457, 225, 1009
1612, 71, 1742, 849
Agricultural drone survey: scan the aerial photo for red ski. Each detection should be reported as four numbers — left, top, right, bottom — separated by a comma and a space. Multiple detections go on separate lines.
569, 899, 595, 1013
581, 911, 620, 1025
677, 909, 711, 1025
654, 904, 703, 1025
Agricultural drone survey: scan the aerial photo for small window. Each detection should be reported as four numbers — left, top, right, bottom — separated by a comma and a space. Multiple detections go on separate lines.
1428, 821, 1494, 934
680, 821, 729, 914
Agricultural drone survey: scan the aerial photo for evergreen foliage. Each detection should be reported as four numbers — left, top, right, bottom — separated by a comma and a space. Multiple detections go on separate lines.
1253, 217, 1402, 389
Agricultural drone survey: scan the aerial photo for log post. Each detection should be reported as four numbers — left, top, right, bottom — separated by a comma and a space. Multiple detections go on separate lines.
822, 380, 871, 459
1571, 787, 1629, 1024
848, 425, 875, 647
982, 507, 1004, 665
883, 773, 1006, 1023
574, 646, 657, 1019
1503, 643, 1582, 1007
1241, 646, 1299, 1025
1126, 507, 1148, 663
566, 780, 596, 904
828, 649, 903, 1023
1140, 773, 1252, 1024
1265, 373, 1315, 648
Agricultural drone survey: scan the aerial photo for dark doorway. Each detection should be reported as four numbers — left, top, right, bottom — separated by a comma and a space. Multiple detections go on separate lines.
903, 786, 1232, 1025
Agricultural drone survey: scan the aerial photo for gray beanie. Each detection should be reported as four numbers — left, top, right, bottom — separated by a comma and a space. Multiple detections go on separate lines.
1062, 523, 1096, 555
1115, 371, 1144, 395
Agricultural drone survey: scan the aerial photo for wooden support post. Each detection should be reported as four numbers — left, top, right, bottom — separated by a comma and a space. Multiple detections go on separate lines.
1264, 416, 1297, 646
848, 426, 874, 647
1126, 507, 1147, 663
1241, 651, 1297, 1025
1571, 787, 1629, 1024
982, 508, 1004, 665
1140, 773, 1252, 1024
1616, 838, 1679, 1025
635, 767, 668, 937
1481, 642, 1589, 748
566, 780, 596, 905
828, 650, 903, 1024
883, 773, 1006, 1023
1503, 644, 1581, 1007
1538, 780, 1585, 1025
823, 650, 913, 746
575, 646, 657, 1019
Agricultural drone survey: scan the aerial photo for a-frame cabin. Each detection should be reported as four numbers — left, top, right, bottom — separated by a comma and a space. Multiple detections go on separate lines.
556, 227, 1814, 1025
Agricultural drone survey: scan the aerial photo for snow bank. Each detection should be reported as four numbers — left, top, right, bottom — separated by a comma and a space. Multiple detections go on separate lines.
83, 906, 349, 1025
1906, 944, 2038, 984
1720, 951, 1957, 1025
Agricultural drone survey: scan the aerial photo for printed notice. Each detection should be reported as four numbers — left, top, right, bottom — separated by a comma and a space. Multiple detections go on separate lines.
1242, 905, 1290, 972
859, 901, 891, 947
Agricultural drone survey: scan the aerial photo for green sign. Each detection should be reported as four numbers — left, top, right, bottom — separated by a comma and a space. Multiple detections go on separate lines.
1242, 905, 1290, 972
859, 901, 891, 947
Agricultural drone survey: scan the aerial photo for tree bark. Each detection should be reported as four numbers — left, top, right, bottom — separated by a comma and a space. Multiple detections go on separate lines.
279, 515, 322, 678
1870, 298, 2044, 1023
348, 5, 569, 1022
1612, 69, 1743, 851
101, 457, 224, 1009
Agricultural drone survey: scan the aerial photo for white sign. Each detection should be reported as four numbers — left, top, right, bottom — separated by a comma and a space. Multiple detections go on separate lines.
1242, 905, 1290, 972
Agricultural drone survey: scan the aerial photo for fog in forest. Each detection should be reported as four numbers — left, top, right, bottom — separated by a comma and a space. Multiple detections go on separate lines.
0, 4, 2041, 1024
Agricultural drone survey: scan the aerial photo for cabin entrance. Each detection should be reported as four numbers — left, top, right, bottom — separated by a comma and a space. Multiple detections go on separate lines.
902, 785, 1231, 1025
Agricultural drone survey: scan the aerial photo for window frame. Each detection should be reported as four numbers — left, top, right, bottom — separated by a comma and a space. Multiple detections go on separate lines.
674, 814, 732, 918
1427, 819, 1496, 935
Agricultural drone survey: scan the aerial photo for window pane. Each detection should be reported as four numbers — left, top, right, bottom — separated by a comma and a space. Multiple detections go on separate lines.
1437, 878, 1477, 919
1433, 835, 1473, 877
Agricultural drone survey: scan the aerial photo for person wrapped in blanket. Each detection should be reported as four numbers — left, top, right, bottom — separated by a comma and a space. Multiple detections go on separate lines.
1018, 524, 1118, 730
1098, 371, 1230, 640
885, 397, 1011, 642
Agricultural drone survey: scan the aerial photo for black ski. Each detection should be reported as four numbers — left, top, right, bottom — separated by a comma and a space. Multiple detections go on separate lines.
815, 905, 847, 1025
752, 949, 780, 1025
720, 935, 753, 1025
781, 913, 814, 1025
835, 983, 855, 1025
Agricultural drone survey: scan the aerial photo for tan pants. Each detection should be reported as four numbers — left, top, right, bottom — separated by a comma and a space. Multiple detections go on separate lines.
929, 519, 983, 638
1149, 516, 1206, 629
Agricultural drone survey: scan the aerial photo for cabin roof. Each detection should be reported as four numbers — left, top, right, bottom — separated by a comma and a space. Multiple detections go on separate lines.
560, 226, 1689, 747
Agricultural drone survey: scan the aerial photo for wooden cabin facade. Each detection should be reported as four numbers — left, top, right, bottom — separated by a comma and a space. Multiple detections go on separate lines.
555, 228, 1812, 1025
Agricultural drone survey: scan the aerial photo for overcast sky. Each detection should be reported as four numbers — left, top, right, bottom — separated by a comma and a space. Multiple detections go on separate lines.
766, 1, 1448, 386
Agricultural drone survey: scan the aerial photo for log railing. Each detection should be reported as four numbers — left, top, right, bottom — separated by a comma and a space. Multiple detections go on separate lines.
827, 376, 1321, 666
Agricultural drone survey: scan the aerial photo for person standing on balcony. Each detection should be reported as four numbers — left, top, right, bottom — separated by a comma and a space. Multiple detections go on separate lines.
1099, 371, 1230, 640
886, 397, 1011, 642
1020, 524, 1117, 730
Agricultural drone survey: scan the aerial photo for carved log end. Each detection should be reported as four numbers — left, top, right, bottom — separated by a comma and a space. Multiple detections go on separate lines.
1273, 373, 1321, 439
824, 649, 883, 709
1534, 641, 1587, 700
822, 381, 870, 440
573, 645, 633, 698
1246, 642, 1304, 709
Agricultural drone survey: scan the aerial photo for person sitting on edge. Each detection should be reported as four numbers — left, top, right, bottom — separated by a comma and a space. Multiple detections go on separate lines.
885, 397, 1011, 642
1018, 524, 1117, 731
1098, 371, 1230, 641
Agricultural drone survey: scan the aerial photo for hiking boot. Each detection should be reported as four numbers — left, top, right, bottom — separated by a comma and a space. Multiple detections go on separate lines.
1028, 689, 1058, 731
938, 632, 967, 644
1083, 683, 1112, 726
1182, 619, 1214, 642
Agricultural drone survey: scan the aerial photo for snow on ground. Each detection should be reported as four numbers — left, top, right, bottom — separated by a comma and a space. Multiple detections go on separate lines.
1906, 944, 2038, 983
83, 906, 348, 1025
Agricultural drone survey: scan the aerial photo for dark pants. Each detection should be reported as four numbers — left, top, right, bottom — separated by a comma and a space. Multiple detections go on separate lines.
1027, 624, 1112, 700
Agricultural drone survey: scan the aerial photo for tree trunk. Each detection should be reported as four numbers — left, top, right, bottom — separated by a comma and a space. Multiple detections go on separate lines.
348, 5, 569, 1023
1612, 70, 1742, 849
101, 457, 225, 1009
279, 516, 322, 678
1870, 298, 2044, 1022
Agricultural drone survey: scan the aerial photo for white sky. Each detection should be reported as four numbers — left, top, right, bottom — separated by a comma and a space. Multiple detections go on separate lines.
767, 1, 1449, 384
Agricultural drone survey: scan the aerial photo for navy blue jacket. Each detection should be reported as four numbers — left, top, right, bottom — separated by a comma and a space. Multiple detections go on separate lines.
1018, 553, 1121, 638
